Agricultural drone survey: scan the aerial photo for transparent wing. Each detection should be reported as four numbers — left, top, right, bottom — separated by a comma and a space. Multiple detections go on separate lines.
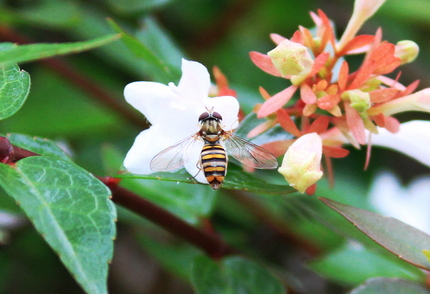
150, 135, 200, 172
224, 133, 278, 169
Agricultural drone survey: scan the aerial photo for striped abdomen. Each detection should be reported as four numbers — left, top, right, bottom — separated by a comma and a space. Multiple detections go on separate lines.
201, 142, 227, 190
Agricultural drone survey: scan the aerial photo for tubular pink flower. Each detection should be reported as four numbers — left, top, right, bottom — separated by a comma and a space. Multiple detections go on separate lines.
368, 88, 430, 116
337, 0, 387, 51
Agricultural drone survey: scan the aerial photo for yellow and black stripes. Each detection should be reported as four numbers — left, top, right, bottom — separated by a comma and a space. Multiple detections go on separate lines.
201, 143, 227, 190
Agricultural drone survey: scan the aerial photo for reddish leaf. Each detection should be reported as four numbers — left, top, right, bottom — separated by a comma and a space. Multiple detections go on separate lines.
290, 30, 303, 44
269, 33, 286, 45
398, 80, 420, 97
309, 52, 330, 77
260, 140, 294, 157
317, 94, 340, 110
257, 85, 298, 118
337, 61, 349, 92
344, 102, 366, 145
369, 88, 399, 103
320, 197, 430, 271
307, 116, 329, 134
249, 51, 283, 77
300, 83, 317, 104
322, 146, 350, 158
338, 35, 375, 55
276, 109, 302, 137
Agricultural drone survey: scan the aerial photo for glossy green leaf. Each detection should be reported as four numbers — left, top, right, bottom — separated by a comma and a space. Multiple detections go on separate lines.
5, 133, 71, 162
0, 63, 30, 120
0, 157, 116, 294
191, 255, 286, 294
350, 277, 430, 294
308, 243, 424, 285
0, 34, 120, 65
321, 197, 430, 270
108, 19, 180, 83
117, 168, 295, 195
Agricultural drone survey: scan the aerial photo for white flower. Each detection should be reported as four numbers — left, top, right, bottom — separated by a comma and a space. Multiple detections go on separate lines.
369, 171, 430, 234
371, 120, 430, 168
123, 59, 239, 184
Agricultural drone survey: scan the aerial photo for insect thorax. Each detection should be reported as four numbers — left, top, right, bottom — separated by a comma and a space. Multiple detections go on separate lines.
200, 118, 223, 142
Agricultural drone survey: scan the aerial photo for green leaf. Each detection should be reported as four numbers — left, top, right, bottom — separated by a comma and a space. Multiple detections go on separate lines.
0, 34, 120, 65
1, 67, 124, 137
108, 19, 180, 83
13, 0, 81, 28
0, 157, 116, 294
106, 0, 173, 14
5, 133, 72, 162
191, 255, 286, 294
320, 197, 430, 271
350, 277, 430, 294
137, 234, 200, 280
0, 63, 30, 120
308, 243, 424, 285
117, 168, 294, 195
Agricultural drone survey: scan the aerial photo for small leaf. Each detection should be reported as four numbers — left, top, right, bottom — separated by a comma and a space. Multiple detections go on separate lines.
0, 157, 116, 294
350, 277, 430, 294
0, 63, 30, 120
0, 34, 120, 65
191, 255, 286, 294
5, 133, 72, 162
320, 197, 430, 270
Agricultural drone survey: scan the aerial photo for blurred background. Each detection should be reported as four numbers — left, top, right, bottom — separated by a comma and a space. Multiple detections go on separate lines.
0, 0, 429, 293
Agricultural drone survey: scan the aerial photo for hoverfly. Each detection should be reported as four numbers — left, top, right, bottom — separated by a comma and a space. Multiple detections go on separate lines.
150, 110, 278, 190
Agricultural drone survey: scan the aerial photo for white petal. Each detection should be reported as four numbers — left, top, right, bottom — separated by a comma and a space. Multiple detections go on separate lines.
123, 124, 187, 174
203, 96, 240, 131
124, 81, 176, 125
369, 171, 430, 234
371, 120, 430, 167
177, 59, 211, 103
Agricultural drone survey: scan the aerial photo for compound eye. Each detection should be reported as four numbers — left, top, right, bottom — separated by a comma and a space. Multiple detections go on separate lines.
198, 112, 210, 122
212, 112, 223, 120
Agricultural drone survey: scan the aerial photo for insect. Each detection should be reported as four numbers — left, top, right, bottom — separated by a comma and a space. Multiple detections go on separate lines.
150, 110, 278, 190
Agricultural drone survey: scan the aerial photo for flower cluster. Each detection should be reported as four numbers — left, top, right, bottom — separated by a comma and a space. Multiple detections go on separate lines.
249, 0, 429, 193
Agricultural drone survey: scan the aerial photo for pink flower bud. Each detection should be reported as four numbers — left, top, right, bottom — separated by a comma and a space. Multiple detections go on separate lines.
267, 39, 314, 78
395, 40, 419, 64
278, 133, 323, 193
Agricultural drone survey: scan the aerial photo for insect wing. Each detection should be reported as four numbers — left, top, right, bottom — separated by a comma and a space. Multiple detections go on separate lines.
225, 134, 278, 169
150, 135, 200, 172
